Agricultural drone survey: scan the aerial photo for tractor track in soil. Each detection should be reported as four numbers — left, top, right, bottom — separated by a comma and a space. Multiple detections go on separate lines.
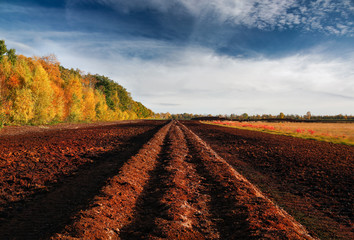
48, 121, 315, 240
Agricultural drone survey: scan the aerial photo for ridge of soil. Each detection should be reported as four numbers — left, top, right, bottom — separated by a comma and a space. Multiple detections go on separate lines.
183, 121, 354, 240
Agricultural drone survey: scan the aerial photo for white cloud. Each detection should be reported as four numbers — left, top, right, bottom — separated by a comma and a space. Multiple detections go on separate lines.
52, 42, 353, 115
68, 0, 354, 35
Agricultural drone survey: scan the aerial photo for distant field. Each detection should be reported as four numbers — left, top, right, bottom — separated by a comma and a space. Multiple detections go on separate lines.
206, 121, 354, 146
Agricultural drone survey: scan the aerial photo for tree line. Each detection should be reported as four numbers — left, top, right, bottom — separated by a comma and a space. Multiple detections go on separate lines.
154, 112, 354, 122
0, 40, 153, 127
225, 112, 354, 121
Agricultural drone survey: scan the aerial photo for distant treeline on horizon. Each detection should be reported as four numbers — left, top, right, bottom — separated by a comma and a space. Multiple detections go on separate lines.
0, 40, 153, 127
154, 112, 354, 122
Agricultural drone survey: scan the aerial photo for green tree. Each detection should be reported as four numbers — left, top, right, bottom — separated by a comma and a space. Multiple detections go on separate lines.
92, 74, 153, 118
0, 40, 7, 59
241, 113, 249, 120
7, 48, 17, 64
0, 40, 17, 64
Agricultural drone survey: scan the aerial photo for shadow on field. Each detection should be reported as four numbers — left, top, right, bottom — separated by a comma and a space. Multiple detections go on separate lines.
119, 136, 172, 239
0, 124, 163, 240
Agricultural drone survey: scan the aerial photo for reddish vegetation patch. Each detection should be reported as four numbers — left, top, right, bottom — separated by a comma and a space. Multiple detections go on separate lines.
184, 121, 354, 239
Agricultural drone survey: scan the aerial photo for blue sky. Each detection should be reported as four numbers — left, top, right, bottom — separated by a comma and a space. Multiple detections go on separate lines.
1, 0, 353, 115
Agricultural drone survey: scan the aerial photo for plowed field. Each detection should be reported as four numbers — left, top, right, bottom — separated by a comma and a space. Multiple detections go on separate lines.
183, 121, 353, 239
0, 120, 351, 239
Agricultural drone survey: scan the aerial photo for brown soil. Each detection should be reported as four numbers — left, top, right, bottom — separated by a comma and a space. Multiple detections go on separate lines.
50, 121, 313, 240
183, 121, 354, 240
1, 120, 349, 239
0, 120, 165, 239
0, 120, 142, 137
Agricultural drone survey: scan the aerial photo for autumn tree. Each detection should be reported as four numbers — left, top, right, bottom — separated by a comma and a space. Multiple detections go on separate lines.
11, 88, 34, 124
31, 62, 55, 124
82, 87, 96, 121
39, 55, 65, 121
0, 58, 10, 126
65, 74, 83, 122
94, 89, 109, 121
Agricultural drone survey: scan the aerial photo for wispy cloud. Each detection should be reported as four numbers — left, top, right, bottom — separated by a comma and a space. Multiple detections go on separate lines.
71, 0, 354, 35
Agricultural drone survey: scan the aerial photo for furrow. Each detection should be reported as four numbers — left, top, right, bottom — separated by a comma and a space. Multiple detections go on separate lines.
164, 125, 220, 239
121, 122, 220, 239
178, 121, 316, 240
118, 122, 175, 239
52, 121, 172, 239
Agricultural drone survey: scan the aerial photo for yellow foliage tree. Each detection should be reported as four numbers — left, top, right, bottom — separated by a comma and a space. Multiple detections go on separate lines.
51, 83, 65, 122
11, 88, 34, 124
38, 55, 65, 122
113, 107, 124, 120
15, 56, 32, 87
82, 87, 96, 121
94, 89, 108, 121
31, 63, 55, 124
127, 110, 138, 120
0, 58, 11, 126
65, 75, 83, 122
122, 111, 129, 120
